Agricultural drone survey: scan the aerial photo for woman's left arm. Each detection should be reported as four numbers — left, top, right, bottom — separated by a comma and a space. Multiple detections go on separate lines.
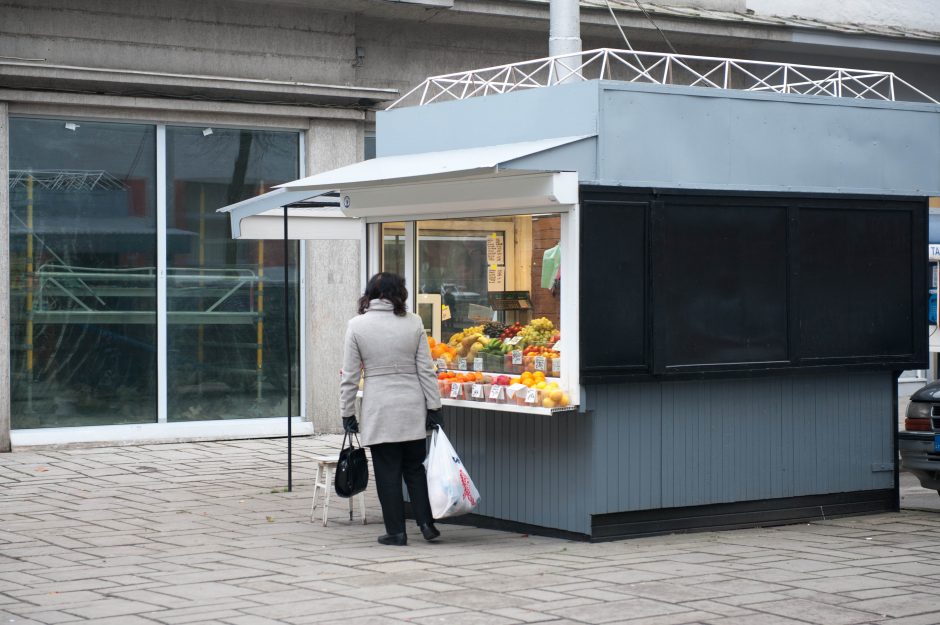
415, 322, 443, 410
339, 324, 362, 419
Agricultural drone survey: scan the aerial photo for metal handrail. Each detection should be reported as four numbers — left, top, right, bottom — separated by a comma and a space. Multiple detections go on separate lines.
390, 48, 939, 108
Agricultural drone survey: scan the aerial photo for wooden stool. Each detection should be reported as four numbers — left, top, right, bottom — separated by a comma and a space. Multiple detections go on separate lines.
310, 456, 366, 526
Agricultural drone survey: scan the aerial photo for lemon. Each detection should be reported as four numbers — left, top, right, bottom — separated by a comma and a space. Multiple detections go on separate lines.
542, 397, 556, 408
549, 389, 563, 402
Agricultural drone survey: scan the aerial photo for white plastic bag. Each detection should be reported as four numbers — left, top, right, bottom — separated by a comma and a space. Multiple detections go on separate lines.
425, 426, 480, 519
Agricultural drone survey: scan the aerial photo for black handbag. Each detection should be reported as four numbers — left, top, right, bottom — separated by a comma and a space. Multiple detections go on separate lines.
335, 431, 369, 497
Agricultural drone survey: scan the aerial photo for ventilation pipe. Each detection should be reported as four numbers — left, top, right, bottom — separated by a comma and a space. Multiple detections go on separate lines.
549, 0, 582, 83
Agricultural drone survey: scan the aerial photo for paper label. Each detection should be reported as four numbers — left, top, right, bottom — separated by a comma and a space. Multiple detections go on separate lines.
525, 388, 539, 404
486, 234, 504, 264
441, 305, 451, 321
489, 385, 504, 400
487, 265, 505, 290
509, 335, 523, 345
458, 358, 468, 370
534, 355, 547, 371
436, 357, 447, 370
551, 357, 561, 375
450, 383, 462, 399
471, 384, 484, 399
473, 357, 484, 371
511, 350, 523, 365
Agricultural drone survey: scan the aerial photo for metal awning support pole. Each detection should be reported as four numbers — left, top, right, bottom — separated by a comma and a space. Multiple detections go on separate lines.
284, 204, 292, 492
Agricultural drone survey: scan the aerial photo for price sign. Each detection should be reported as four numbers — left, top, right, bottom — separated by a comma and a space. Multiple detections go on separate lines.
471, 384, 484, 399
436, 357, 447, 370
511, 350, 523, 365
450, 383, 462, 399
458, 358, 468, 371
509, 335, 523, 345
486, 234, 504, 264
534, 356, 547, 372
489, 386, 504, 400
473, 357, 484, 371
551, 357, 561, 375
525, 388, 539, 404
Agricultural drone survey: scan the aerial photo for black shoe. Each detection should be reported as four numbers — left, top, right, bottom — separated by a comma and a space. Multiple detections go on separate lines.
419, 523, 441, 541
377, 533, 407, 546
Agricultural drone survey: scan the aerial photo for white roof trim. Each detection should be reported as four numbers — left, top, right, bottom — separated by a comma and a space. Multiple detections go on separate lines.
276, 135, 592, 192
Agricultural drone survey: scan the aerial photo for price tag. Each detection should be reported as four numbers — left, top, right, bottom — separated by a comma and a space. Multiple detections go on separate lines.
525, 388, 539, 404
471, 384, 484, 399
489, 385, 504, 400
473, 357, 484, 371
534, 355, 547, 372
457, 358, 468, 370
511, 350, 523, 365
436, 357, 447, 370
450, 382, 462, 399
551, 357, 561, 375
509, 335, 523, 345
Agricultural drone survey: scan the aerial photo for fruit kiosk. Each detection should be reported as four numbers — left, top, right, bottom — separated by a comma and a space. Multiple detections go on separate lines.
223, 53, 940, 540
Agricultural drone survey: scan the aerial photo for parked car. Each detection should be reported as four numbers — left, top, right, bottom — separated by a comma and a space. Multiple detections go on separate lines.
900, 380, 940, 495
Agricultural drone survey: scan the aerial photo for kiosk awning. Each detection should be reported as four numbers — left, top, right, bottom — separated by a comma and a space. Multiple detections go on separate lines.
217, 135, 591, 238
218, 187, 362, 240
277, 135, 588, 222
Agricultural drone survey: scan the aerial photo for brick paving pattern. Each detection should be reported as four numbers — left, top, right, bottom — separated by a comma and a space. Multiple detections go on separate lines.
2, 437, 940, 624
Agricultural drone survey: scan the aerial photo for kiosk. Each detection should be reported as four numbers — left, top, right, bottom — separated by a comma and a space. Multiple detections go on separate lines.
223, 50, 940, 539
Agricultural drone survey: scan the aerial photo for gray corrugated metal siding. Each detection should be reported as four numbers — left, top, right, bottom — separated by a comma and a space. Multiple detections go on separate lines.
443, 371, 894, 535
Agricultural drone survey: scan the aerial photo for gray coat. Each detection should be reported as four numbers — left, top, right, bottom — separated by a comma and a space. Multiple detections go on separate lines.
339, 299, 442, 446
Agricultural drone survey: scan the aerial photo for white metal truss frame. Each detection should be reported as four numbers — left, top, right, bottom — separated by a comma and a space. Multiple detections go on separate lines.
390, 48, 940, 108
8, 169, 128, 191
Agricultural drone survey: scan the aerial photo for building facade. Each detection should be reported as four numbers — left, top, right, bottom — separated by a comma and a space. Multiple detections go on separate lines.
2, 0, 939, 450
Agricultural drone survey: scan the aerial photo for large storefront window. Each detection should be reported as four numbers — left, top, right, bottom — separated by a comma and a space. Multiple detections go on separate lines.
8, 119, 302, 430
9, 119, 158, 428
166, 127, 299, 421
401, 214, 568, 410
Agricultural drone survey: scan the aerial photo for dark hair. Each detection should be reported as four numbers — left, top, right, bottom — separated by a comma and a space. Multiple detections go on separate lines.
358, 272, 408, 316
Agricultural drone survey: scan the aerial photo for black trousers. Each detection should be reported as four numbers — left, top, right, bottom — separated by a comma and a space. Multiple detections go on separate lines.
370, 438, 433, 535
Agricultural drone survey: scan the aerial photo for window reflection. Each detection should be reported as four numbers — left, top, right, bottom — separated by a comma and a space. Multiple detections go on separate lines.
9, 118, 158, 428
166, 127, 300, 421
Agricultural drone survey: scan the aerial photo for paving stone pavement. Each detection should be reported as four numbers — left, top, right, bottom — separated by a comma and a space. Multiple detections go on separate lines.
2, 436, 940, 625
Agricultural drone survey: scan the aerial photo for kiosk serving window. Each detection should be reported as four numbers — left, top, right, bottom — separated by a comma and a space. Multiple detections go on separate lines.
377, 213, 572, 412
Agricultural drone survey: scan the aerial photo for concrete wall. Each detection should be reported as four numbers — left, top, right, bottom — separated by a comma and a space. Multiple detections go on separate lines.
305, 120, 362, 435
748, 0, 940, 34
4, 0, 938, 103
0, 0, 356, 84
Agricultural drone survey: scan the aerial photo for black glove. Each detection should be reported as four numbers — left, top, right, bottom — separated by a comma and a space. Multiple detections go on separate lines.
342, 416, 359, 434
425, 409, 442, 430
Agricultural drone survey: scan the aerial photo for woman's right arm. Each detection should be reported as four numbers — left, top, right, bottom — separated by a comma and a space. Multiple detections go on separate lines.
339, 324, 362, 419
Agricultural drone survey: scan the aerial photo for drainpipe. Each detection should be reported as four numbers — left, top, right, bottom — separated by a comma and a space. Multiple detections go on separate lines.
549, 0, 582, 84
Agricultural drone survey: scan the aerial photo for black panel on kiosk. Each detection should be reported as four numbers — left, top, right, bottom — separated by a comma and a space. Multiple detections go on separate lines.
578, 187, 927, 383
798, 206, 916, 362
580, 200, 648, 373
653, 203, 788, 370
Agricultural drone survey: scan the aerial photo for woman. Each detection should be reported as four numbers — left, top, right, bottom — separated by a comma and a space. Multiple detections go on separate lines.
339, 272, 443, 546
